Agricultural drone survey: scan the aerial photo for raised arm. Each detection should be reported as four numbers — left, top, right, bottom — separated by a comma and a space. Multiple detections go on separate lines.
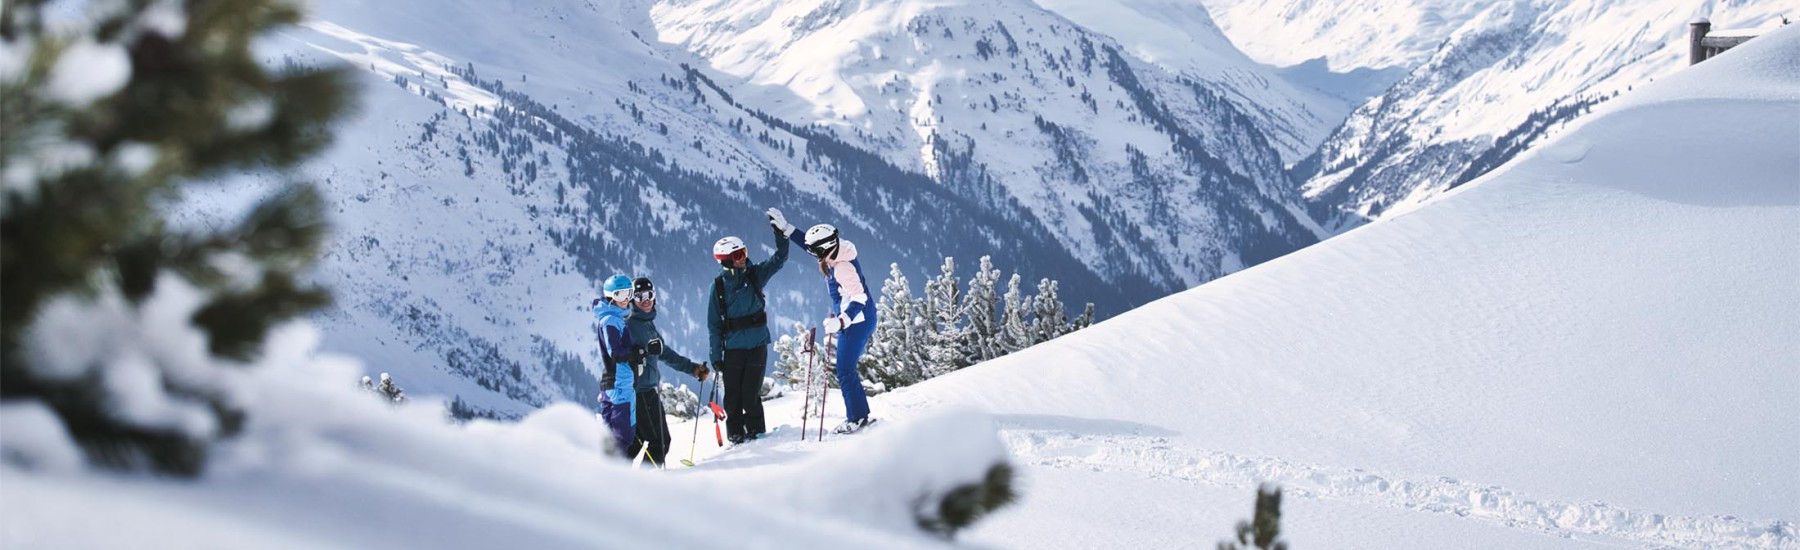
706, 278, 724, 365
754, 226, 792, 282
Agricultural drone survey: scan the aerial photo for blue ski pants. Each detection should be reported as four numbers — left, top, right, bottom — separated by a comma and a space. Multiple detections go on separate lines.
836, 308, 876, 423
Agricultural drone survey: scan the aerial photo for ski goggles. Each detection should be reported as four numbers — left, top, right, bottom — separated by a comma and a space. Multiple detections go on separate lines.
806, 242, 836, 258
714, 249, 748, 263
633, 289, 656, 302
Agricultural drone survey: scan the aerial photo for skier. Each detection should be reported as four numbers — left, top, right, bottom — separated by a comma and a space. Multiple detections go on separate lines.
785, 220, 877, 434
594, 274, 644, 459
707, 209, 793, 444
624, 276, 710, 465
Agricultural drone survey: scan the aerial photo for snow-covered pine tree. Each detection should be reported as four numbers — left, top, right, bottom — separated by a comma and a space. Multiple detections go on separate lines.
0, 0, 353, 476
770, 321, 810, 388
1030, 278, 1068, 345
999, 273, 1033, 354
866, 263, 926, 387
922, 257, 966, 377
657, 382, 700, 419
1218, 485, 1289, 550
961, 256, 1004, 365
1071, 302, 1096, 333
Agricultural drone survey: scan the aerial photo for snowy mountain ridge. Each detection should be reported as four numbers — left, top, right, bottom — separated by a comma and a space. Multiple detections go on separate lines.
1205, 0, 1797, 230
650, 0, 1325, 277
250, 0, 1330, 414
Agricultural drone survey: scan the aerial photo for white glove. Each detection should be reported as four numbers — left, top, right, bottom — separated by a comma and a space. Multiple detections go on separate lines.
823, 314, 848, 333
767, 207, 795, 234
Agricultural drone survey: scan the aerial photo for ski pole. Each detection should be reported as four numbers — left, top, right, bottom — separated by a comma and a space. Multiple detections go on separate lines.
710, 375, 726, 447
817, 333, 834, 442
681, 371, 708, 467
800, 328, 816, 441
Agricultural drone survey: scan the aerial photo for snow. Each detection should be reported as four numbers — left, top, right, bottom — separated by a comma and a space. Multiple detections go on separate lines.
3, 348, 1004, 548
8, 4, 1798, 550
1203, 0, 1494, 72
1285, 0, 1800, 230
1029, 0, 1358, 152
135, 0, 188, 39
865, 23, 1800, 548
0, 402, 83, 474
23, 276, 237, 438
0, 39, 31, 84
44, 39, 131, 105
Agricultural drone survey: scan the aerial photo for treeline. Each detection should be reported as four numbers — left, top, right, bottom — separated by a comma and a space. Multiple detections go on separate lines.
774, 256, 1094, 391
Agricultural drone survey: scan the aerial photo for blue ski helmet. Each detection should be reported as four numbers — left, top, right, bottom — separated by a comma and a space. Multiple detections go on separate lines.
602, 274, 633, 302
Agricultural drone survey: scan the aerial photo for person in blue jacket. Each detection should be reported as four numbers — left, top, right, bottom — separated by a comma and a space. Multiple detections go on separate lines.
594, 274, 643, 459
707, 209, 793, 443
624, 276, 709, 465
788, 220, 877, 434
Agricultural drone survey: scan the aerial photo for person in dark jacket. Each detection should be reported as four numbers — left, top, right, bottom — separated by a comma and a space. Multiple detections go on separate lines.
624, 276, 709, 466
707, 208, 794, 443
594, 274, 641, 459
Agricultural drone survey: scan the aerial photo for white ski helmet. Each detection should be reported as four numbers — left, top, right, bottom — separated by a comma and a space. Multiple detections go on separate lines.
803, 224, 839, 258
713, 236, 745, 258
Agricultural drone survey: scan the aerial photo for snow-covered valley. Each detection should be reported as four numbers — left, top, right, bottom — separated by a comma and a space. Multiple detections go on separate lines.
4, 1, 1798, 549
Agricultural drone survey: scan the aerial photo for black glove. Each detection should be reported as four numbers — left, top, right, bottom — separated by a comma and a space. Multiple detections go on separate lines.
645, 338, 664, 356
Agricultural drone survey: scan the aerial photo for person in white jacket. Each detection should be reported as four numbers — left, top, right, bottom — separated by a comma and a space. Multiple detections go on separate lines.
773, 208, 877, 434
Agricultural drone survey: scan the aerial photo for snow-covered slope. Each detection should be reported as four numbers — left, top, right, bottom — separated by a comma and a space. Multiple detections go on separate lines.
241, 0, 1335, 414
1203, 0, 1494, 71
0, 323, 1014, 548
1001, 0, 1356, 159
1225, 0, 1797, 231
862, 22, 1798, 548
7, 11, 1795, 550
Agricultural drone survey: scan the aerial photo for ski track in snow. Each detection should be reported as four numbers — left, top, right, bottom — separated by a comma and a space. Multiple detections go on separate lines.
1001, 427, 1798, 550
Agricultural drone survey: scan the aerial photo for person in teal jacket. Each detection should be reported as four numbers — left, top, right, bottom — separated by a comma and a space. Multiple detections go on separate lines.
706, 208, 793, 443
624, 276, 709, 465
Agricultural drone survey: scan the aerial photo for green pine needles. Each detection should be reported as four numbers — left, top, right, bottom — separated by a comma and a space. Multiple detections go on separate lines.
918, 462, 1018, 538
1219, 484, 1290, 550
1, 0, 354, 476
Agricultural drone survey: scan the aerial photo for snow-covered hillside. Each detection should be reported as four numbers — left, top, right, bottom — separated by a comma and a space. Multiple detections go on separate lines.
650, 0, 1322, 282
1211, 0, 1797, 231
1, 321, 1015, 548
237, 0, 1338, 414
1203, 0, 1495, 71
862, 23, 1798, 548
1028, 0, 1363, 157
6, 9, 1795, 550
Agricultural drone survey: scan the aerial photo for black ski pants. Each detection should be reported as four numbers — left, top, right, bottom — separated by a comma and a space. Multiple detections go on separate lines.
720, 346, 768, 438
632, 389, 671, 466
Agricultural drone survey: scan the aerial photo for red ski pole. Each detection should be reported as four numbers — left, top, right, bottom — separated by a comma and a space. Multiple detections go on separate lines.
709, 375, 726, 447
